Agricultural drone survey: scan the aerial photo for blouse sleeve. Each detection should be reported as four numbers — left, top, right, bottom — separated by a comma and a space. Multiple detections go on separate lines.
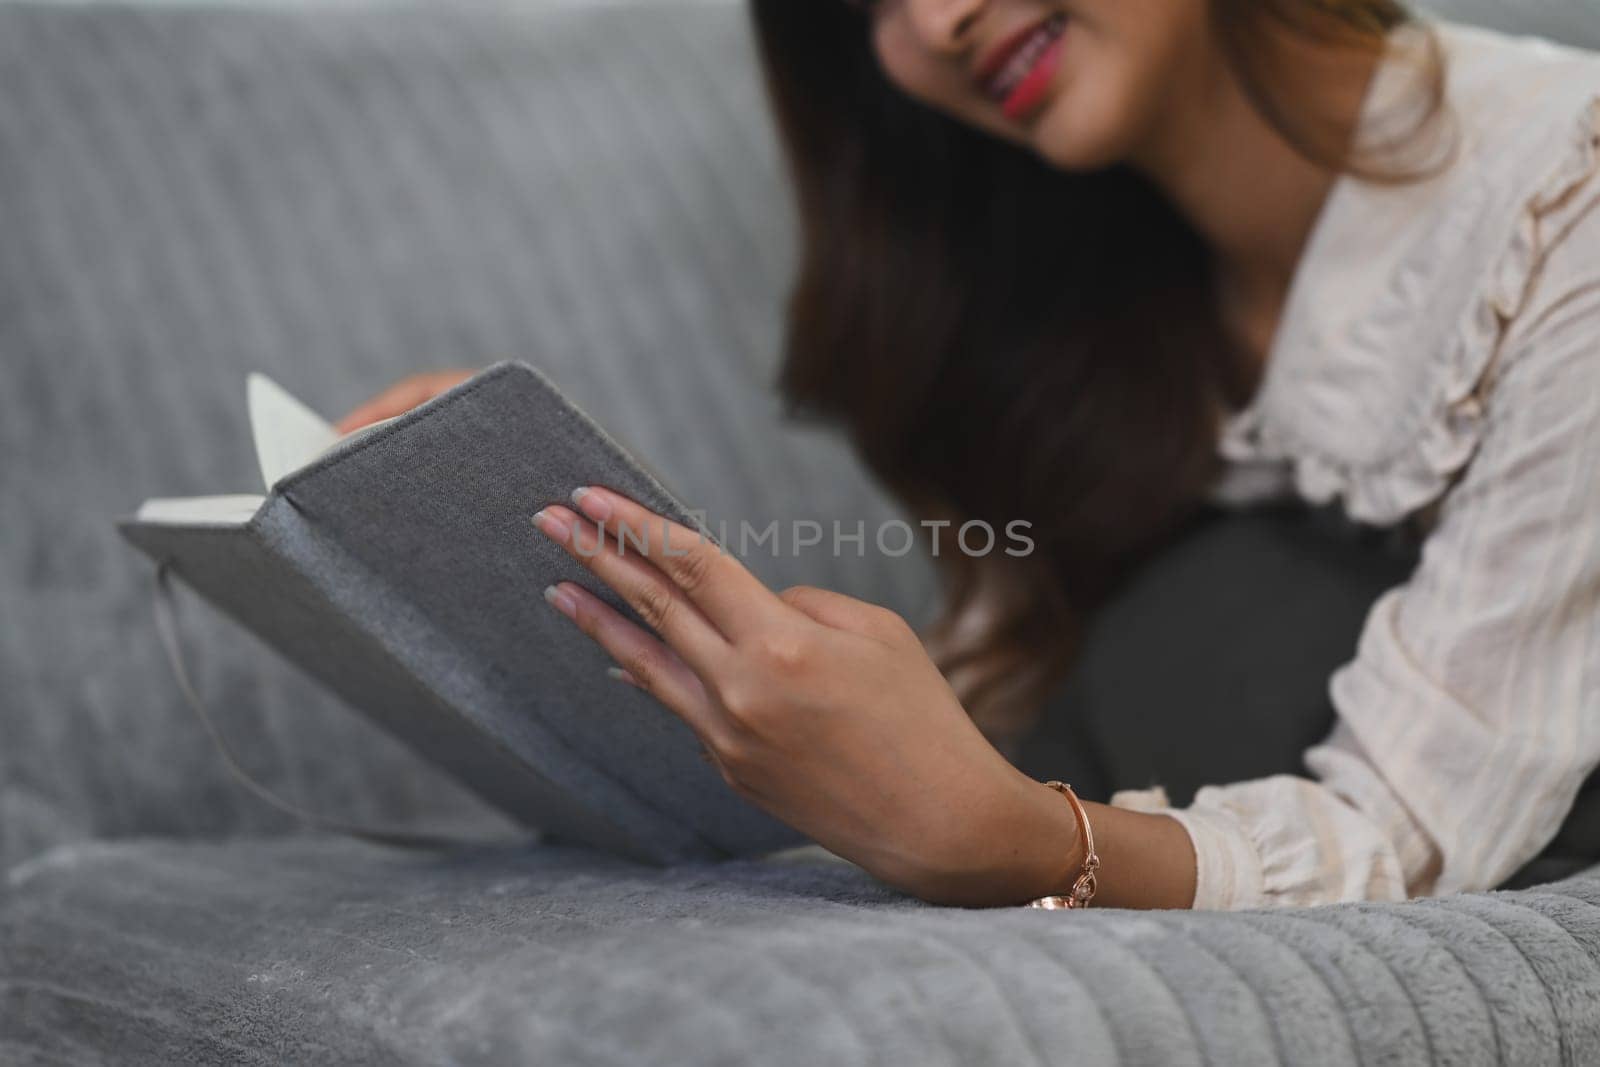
1112, 188, 1600, 911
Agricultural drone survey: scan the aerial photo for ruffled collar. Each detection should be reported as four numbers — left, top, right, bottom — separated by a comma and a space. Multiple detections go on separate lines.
1216, 18, 1600, 524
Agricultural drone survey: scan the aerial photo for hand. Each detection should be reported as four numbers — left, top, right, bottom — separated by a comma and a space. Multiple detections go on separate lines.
531, 486, 1086, 907
334, 369, 478, 434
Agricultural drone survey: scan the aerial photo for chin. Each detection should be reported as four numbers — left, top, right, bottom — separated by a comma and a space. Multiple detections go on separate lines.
1031, 112, 1131, 173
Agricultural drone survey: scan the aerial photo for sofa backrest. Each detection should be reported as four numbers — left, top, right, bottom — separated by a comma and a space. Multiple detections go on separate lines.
1420, 0, 1600, 45
0, 0, 938, 873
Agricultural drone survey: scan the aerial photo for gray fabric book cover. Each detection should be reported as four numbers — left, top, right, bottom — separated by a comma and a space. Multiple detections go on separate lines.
118, 362, 806, 864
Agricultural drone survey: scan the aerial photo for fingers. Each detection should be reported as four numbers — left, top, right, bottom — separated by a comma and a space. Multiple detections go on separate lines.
607, 666, 642, 688
544, 581, 722, 740
333, 370, 475, 434
533, 505, 734, 678
334, 379, 432, 434
563, 486, 791, 639
778, 584, 912, 644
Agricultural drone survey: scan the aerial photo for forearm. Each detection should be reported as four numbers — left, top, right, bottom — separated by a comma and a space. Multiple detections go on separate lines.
1076, 799, 1197, 910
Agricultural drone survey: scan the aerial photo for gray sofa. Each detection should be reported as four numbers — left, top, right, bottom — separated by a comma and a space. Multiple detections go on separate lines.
4, 2, 1599, 1063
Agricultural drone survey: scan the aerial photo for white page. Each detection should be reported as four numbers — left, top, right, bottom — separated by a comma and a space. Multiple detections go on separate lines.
248, 372, 341, 490
134, 495, 267, 526
133, 374, 403, 526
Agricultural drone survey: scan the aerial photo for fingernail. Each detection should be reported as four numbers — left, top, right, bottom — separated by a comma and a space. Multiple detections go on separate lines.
605, 666, 637, 686
543, 584, 577, 619
532, 508, 571, 543
571, 486, 612, 522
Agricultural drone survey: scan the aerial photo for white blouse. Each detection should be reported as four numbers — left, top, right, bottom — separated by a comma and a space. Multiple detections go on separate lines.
1109, 17, 1600, 909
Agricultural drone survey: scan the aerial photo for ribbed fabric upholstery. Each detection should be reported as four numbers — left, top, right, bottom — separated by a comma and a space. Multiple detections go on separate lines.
6, 834, 1600, 1066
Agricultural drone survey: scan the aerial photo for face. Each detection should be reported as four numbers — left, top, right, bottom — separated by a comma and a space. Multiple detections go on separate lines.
860, 0, 1214, 172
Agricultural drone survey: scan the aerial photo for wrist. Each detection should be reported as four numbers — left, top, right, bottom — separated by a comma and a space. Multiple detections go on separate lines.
1011, 776, 1090, 904
909, 774, 1086, 907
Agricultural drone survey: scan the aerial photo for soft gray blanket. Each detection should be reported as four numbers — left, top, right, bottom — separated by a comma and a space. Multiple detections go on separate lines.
6, 835, 1600, 1065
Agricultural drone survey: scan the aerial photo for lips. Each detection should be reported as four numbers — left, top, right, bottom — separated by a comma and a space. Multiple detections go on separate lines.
976, 13, 1068, 106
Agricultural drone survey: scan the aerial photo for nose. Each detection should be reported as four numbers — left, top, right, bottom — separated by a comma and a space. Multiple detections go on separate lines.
903, 0, 985, 53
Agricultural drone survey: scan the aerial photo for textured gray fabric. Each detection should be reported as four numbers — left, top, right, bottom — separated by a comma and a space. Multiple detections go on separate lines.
6, 834, 1600, 1066
1420, 0, 1600, 46
0, 0, 936, 872
121, 363, 808, 862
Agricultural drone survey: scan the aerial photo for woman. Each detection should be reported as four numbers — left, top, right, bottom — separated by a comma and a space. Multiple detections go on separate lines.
339, 1, 1600, 910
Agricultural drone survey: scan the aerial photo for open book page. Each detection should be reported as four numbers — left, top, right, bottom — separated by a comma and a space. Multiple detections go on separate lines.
249, 372, 342, 489
133, 495, 269, 526
134, 374, 392, 526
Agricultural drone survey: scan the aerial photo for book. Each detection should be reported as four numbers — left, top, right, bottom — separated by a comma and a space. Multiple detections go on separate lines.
119, 362, 807, 864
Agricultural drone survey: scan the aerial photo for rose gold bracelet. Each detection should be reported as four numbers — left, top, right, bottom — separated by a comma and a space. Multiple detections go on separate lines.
1026, 780, 1101, 909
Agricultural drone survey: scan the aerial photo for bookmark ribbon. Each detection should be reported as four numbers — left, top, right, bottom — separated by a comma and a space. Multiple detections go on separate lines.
150, 561, 494, 851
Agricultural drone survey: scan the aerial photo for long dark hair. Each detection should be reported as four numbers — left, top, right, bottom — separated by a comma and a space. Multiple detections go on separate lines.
748, 0, 1450, 747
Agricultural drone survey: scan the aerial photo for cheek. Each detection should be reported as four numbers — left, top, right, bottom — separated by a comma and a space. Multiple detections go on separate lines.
873, 22, 949, 109
872, 20, 1001, 134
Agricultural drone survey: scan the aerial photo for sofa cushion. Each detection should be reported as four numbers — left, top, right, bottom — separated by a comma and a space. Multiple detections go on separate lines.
5, 834, 1600, 1065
